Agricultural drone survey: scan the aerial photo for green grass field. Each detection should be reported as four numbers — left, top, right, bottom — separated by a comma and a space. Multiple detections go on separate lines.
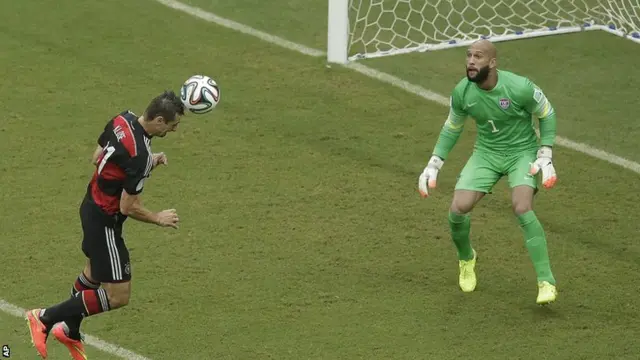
1, 0, 639, 359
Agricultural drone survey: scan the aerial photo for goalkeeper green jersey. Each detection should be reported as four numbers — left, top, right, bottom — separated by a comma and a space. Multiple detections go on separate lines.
433, 69, 557, 159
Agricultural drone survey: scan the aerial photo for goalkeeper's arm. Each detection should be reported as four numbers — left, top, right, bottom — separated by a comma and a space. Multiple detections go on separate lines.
432, 92, 468, 159
433, 115, 465, 160
418, 105, 467, 198
535, 101, 557, 147
529, 85, 558, 188
526, 83, 557, 146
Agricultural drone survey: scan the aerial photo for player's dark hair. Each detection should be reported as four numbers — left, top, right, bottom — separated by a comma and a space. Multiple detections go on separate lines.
144, 90, 185, 123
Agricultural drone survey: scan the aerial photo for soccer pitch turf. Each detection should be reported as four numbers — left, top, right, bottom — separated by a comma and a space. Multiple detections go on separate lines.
1, 0, 639, 359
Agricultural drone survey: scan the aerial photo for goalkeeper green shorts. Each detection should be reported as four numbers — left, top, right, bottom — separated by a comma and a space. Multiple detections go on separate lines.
454, 149, 538, 193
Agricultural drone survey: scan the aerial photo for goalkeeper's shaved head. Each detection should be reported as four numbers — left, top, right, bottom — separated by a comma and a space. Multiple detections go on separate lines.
473, 39, 497, 59
465, 39, 498, 88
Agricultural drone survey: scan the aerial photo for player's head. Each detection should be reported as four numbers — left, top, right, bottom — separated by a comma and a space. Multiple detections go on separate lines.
466, 39, 497, 84
143, 90, 185, 137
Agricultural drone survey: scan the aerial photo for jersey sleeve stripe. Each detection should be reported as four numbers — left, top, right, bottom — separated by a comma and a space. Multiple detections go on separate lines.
114, 115, 138, 157
445, 119, 464, 130
445, 110, 466, 130
536, 101, 554, 118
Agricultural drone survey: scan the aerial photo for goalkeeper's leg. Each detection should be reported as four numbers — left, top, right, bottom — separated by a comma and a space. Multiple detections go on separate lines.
449, 190, 484, 262
450, 151, 500, 292
508, 152, 557, 304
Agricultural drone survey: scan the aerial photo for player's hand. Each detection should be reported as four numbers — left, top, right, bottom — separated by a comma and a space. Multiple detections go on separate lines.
152, 152, 168, 168
418, 155, 444, 198
156, 209, 179, 229
530, 146, 557, 189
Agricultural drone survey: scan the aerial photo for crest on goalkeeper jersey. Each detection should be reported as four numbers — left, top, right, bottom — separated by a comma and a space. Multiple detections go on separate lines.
499, 98, 510, 109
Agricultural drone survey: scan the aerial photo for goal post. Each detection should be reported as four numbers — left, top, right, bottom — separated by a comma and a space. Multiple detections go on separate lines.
327, 0, 640, 64
327, 0, 350, 64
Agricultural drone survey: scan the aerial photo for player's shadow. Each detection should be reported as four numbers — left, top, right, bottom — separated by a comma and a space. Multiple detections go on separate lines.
529, 302, 564, 319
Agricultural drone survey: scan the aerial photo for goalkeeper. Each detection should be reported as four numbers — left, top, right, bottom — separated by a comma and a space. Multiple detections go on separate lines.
418, 40, 558, 305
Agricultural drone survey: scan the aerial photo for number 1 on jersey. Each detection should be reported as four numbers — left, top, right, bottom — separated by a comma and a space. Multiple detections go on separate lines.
487, 120, 499, 133
98, 145, 116, 174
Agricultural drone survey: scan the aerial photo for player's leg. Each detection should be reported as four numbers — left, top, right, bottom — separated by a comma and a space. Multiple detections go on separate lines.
49, 207, 103, 359
451, 150, 501, 259
25, 264, 98, 360
27, 212, 129, 358
508, 151, 557, 304
48, 259, 100, 360
37, 227, 129, 318
63, 259, 100, 338
25, 204, 97, 359
450, 151, 501, 292
51, 253, 131, 360
449, 190, 485, 261
511, 184, 555, 284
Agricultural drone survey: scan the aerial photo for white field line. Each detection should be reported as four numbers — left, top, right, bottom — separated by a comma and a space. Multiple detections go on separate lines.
156, 0, 640, 175
0, 299, 152, 360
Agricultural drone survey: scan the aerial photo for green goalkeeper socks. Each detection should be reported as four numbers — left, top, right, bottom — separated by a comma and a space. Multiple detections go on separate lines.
448, 211, 474, 261
518, 211, 556, 285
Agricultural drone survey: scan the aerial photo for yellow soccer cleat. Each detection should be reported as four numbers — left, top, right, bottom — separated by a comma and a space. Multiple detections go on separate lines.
536, 281, 557, 305
458, 249, 477, 292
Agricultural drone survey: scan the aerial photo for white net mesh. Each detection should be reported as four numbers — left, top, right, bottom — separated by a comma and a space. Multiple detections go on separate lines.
347, 0, 640, 60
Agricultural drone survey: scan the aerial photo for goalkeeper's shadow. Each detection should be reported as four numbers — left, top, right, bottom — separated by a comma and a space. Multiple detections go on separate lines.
529, 302, 564, 320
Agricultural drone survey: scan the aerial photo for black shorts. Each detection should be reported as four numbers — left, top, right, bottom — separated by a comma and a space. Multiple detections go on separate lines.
80, 197, 131, 283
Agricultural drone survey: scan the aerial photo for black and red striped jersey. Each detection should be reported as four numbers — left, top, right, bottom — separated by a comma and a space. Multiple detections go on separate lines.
85, 110, 153, 216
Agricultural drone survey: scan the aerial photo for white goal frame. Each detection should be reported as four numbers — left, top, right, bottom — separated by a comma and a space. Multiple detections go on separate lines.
327, 0, 640, 64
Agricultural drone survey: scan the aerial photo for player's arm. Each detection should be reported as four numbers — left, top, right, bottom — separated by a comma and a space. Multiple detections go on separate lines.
91, 120, 113, 165
432, 97, 468, 160
120, 189, 179, 228
151, 152, 168, 169
522, 81, 558, 188
120, 191, 160, 224
418, 93, 468, 197
91, 145, 103, 165
524, 82, 557, 147
119, 157, 179, 228
120, 191, 179, 229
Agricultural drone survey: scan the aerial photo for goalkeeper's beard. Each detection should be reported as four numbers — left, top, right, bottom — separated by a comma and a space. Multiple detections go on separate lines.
467, 65, 490, 83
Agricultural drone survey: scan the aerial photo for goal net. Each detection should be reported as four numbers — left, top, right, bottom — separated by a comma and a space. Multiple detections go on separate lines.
327, 0, 640, 63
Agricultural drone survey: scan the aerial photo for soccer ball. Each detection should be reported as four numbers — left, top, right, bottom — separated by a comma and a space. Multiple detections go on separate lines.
180, 75, 221, 114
